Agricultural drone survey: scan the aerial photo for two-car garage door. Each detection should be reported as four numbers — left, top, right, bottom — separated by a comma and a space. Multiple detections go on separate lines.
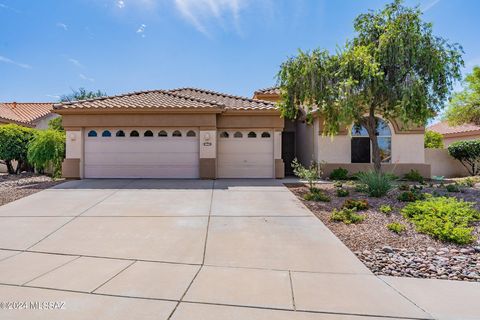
84, 128, 199, 178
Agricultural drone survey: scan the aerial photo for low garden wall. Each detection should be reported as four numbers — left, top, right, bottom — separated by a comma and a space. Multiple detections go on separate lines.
425, 148, 469, 178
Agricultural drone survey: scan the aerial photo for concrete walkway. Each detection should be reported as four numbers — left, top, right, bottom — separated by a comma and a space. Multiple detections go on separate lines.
0, 179, 477, 319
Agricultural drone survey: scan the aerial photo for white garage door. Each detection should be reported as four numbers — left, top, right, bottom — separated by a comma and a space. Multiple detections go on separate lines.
217, 130, 274, 178
84, 128, 199, 178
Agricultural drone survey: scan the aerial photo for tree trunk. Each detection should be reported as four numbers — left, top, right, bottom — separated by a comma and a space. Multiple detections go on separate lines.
15, 159, 23, 174
364, 109, 382, 173
5, 160, 15, 174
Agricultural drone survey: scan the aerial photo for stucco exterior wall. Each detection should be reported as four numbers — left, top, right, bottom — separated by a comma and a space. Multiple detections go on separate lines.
391, 134, 425, 163
425, 148, 469, 178
34, 114, 59, 130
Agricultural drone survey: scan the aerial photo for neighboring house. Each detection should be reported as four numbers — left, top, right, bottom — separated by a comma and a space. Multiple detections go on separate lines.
427, 121, 480, 147
253, 87, 430, 178
55, 88, 284, 179
0, 102, 57, 129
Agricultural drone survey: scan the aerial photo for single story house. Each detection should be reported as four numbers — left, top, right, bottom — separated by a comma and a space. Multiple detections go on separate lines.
0, 102, 57, 129
56, 87, 430, 179
427, 121, 480, 147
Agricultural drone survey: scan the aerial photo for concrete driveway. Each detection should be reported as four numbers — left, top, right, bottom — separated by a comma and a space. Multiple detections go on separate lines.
0, 179, 475, 320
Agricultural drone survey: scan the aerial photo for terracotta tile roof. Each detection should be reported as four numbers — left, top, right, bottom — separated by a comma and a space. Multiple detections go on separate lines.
0, 102, 54, 125
253, 86, 280, 96
169, 87, 277, 110
54, 88, 277, 112
428, 121, 480, 136
54, 89, 222, 111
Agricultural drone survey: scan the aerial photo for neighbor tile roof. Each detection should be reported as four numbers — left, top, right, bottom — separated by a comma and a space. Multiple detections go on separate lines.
0, 102, 54, 125
253, 87, 280, 96
169, 88, 277, 110
428, 121, 480, 136
54, 88, 277, 111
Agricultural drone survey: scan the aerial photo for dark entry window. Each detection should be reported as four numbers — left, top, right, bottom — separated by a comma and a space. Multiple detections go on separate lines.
351, 137, 371, 163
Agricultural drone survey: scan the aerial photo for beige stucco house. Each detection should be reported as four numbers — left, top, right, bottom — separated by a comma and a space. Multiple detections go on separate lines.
0, 102, 57, 129
56, 87, 430, 179
428, 121, 480, 147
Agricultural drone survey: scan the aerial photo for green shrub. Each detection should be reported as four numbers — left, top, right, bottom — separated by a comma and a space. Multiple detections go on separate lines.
398, 184, 410, 191
354, 183, 368, 193
304, 189, 331, 202
27, 130, 65, 178
424, 130, 444, 148
343, 199, 369, 210
0, 124, 36, 174
331, 208, 365, 224
336, 188, 350, 197
460, 177, 476, 188
292, 158, 319, 192
447, 140, 480, 176
356, 171, 394, 197
402, 197, 480, 244
379, 204, 393, 214
404, 169, 424, 183
48, 117, 64, 132
333, 181, 343, 188
397, 191, 424, 202
446, 184, 460, 193
387, 222, 407, 234
330, 167, 349, 180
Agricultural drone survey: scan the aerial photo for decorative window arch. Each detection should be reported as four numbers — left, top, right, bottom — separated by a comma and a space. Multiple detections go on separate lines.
130, 130, 140, 137
144, 130, 154, 137
220, 131, 229, 138
261, 132, 271, 138
158, 130, 168, 137
116, 130, 125, 137
351, 117, 392, 163
186, 130, 196, 137
234, 132, 243, 138
172, 130, 182, 137
248, 131, 257, 138
87, 130, 97, 137
102, 130, 112, 137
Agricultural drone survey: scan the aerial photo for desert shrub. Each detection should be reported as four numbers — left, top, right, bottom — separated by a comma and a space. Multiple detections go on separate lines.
384, 173, 399, 181
330, 167, 349, 180
404, 169, 424, 183
354, 183, 368, 193
459, 177, 476, 188
447, 140, 480, 176
446, 184, 460, 193
343, 199, 369, 210
0, 124, 35, 174
398, 184, 410, 191
330, 208, 365, 224
424, 130, 444, 148
304, 189, 331, 202
333, 181, 343, 188
356, 171, 394, 197
397, 191, 424, 202
387, 222, 407, 234
402, 197, 480, 244
336, 188, 350, 197
48, 117, 64, 132
27, 130, 65, 178
379, 204, 393, 214
291, 158, 319, 192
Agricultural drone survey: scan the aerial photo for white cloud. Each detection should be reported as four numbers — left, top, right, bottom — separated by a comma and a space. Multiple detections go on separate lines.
0, 55, 31, 69
56, 22, 68, 31
117, 0, 125, 8
68, 58, 84, 68
422, 0, 441, 12
79, 73, 95, 82
46, 94, 61, 99
136, 23, 147, 37
173, 0, 247, 35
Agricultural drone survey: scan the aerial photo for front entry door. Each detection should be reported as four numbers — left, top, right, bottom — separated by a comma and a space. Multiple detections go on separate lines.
282, 132, 295, 176
351, 137, 371, 163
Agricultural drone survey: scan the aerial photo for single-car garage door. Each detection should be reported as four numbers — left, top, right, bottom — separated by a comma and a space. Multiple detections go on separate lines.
84, 128, 199, 178
217, 130, 274, 178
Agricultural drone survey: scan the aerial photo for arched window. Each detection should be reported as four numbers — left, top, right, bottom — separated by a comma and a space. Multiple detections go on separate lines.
351, 118, 392, 163
186, 130, 196, 137
116, 130, 125, 137
234, 132, 243, 138
248, 131, 257, 138
220, 131, 229, 138
130, 130, 139, 137
144, 130, 153, 137
172, 130, 182, 137
261, 132, 271, 138
87, 130, 97, 137
102, 130, 112, 137
158, 130, 168, 137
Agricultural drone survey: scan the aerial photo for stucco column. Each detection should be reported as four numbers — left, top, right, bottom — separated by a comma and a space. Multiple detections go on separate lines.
273, 130, 285, 179
62, 129, 82, 179
199, 129, 217, 179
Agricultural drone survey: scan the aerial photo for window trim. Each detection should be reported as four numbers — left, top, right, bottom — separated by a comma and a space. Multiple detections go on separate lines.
261, 132, 271, 138
351, 118, 392, 164
158, 130, 168, 137
186, 130, 196, 137
130, 130, 140, 137
116, 130, 125, 137
144, 130, 154, 137
220, 131, 229, 138
247, 131, 257, 138
87, 130, 97, 137
233, 131, 243, 138
102, 130, 112, 137
172, 130, 182, 137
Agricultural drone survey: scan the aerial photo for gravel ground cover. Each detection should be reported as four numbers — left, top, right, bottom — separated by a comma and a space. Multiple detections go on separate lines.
287, 180, 480, 282
0, 173, 64, 206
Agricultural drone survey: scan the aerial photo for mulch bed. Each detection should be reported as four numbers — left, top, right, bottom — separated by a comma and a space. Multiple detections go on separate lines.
0, 173, 65, 206
286, 180, 480, 281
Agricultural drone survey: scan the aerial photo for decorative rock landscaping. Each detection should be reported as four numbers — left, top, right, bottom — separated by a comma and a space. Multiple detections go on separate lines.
0, 173, 63, 206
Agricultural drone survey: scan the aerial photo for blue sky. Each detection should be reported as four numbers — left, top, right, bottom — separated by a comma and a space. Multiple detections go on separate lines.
1, 0, 479, 103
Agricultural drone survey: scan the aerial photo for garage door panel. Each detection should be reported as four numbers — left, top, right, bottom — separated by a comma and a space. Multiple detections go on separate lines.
85, 152, 199, 166
85, 165, 199, 179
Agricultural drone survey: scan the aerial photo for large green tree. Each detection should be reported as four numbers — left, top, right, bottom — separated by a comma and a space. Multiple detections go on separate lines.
277, 0, 463, 171
60, 88, 106, 102
0, 124, 35, 174
445, 66, 480, 125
